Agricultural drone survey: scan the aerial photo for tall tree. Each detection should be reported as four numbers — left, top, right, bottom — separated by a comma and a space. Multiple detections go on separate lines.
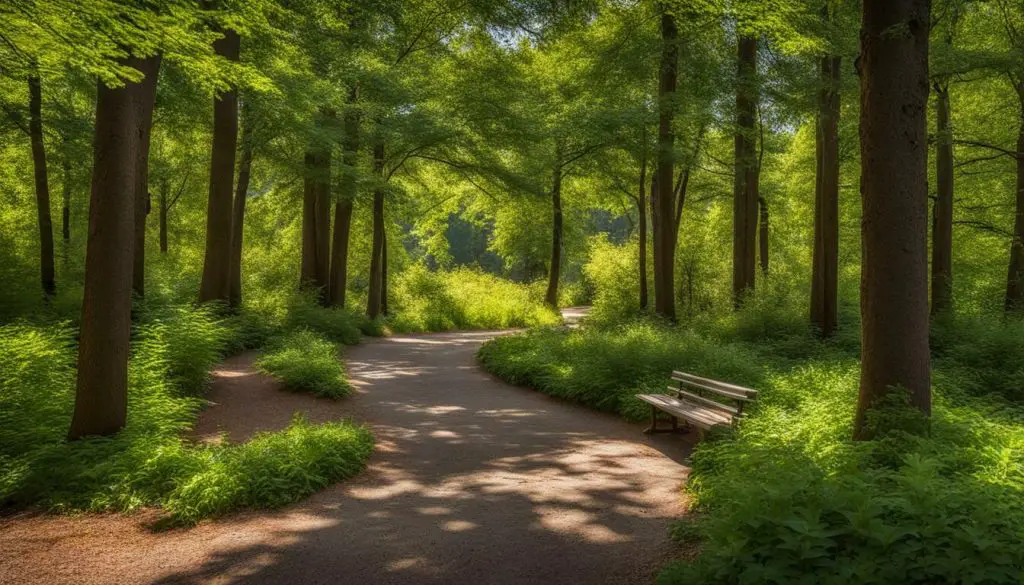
68, 59, 143, 439
1008, 79, 1024, 311
853, 0, 932, 440
653, 7, 678, 320
811, 48, 842, 336
131, 55, 161, 299
545, 142, 565, 307
227, 99, 253, 309
198, 28, 240, 304
328, 85, 360, 308
732, 34, 759, 306
299, 111, 333, 301
27, 70, 55, 298
367, 139, 386, 319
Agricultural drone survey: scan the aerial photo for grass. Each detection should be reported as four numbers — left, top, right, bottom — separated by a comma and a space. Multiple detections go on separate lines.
0, 305, 373, 525
256, 329, 351, 398
478, 311, 1024, 584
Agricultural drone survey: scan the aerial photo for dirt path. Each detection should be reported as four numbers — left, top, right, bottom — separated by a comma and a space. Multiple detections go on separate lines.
0, 328, 692, 585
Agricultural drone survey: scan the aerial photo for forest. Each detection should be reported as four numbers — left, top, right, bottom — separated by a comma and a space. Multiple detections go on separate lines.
1, 0, 1023, 583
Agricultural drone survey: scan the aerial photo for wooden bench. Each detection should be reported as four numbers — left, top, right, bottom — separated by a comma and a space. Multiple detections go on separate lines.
638, 371, 757, 434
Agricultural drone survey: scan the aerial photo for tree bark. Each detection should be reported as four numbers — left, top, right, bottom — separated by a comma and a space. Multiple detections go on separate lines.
367, 140, 386, 319
299, 111, 333, 302
758, 195, 769, 273
545, 146, 564, 308
932, 81, 954, 314
158, 176, 169, 253
638, 149, 649, 310
61, 151, 71, 245
653, 8, 678, 321
199, 29, 240, 304
329, 85, 359, 308
1006, 82, 1024, 312
68, 60, 143, 439
853, 0, 932, 440
228, 100, 253, 309
811, 54, 841, 336
733, 35, 759, 306
131, 54, 161, 299
27, 72, 55, 298
381, 227, 389, 316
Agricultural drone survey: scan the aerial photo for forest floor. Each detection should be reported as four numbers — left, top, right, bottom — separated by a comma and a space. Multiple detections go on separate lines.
0, 323, 692, 585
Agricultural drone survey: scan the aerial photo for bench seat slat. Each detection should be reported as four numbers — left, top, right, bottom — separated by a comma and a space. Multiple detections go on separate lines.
637, 394, 732, 429
668, 386, 738, 415
671, 372, 755, 401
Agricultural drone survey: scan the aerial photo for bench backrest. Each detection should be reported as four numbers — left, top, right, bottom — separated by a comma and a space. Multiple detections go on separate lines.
670, 371, 757, 419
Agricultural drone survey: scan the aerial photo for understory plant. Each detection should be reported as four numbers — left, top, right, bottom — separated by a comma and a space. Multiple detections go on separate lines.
256, 329, 351, 398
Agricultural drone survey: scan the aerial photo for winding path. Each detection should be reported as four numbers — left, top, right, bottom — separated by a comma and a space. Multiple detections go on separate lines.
0, 327, 692, 585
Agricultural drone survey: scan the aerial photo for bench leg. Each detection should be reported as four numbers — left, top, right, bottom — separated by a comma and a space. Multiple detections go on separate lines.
643, 405, 658, 434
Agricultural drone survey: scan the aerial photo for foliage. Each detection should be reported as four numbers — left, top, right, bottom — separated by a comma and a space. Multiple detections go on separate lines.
387, 266, 561, 332
256, 329, 351, 398
0, 308, 372, 524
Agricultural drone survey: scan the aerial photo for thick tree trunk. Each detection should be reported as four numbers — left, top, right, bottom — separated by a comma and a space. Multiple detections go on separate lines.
545, 149, 564, 308
638, 152, 648, 310
68, 62, 143, 439
131, 55, 161, 299
758, 196, 769, 273
301, 152, 318, 289
199, 29, 240, 304
329, 85, 359, 308
733, 35, 759, 306
653, 9, 678, 320
61, 153, 71, 245
158, 176, 169, 253
1006, 85, 1024, 312
227, 102, 253, 309
811, 55, 842, 336
299, 111, 333, 302
367, 140, 386, 319
932, 82, 954, 314
853, 0, 931, 440
28, 73, 55, 298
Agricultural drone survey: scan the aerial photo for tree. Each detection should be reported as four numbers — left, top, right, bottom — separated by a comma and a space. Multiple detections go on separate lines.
732, 33, 759, 306
68, 58, 144, 439
328, 85, 360, 308
653, 6, 678, 320
198, 28, 241, 304
131, 55, 161, 298
853, 0, 932, 440
27, 70, 56, 298
228, 98, 254, 308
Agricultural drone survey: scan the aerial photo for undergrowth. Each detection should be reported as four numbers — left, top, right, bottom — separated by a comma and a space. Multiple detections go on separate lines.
0, 305, 372, 524
257, 329, 351, 398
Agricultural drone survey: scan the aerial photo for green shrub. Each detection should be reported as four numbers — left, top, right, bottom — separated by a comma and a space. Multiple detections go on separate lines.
285, 290, 366, 345
0, 309, 373, 523
388, 265, 561, 332
257, 329, 350, 398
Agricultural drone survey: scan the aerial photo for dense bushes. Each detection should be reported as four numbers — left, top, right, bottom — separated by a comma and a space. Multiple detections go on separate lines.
479, 309, 1024, 584
257, 329, 351, 398
387, 265, 561, 332
0, 306, 373, 524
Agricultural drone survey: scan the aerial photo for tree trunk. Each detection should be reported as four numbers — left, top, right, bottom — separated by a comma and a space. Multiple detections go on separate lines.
61, 152, 71, 245
733, 35, 759, 306
653, 8, 678, 321
159, 176, 169, 253
1006, 84, 1024, 312
853, 0, 931, 440
68, 61, 142, 439
367, 140, 386, 319
545, 148, 564, 308
811, 55, 841, 337
638, 151, 649, 310
299, 111, 333, 302
301, 151, 318, 289
381, 227, 389, 316
932, 81, 954, 314
131, 54, 161, 299
28, 73, 55, 298
758, 195, 769, 273
329, 85, 359, 308
228, 101, 253, 309
199, 29, 240, 304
